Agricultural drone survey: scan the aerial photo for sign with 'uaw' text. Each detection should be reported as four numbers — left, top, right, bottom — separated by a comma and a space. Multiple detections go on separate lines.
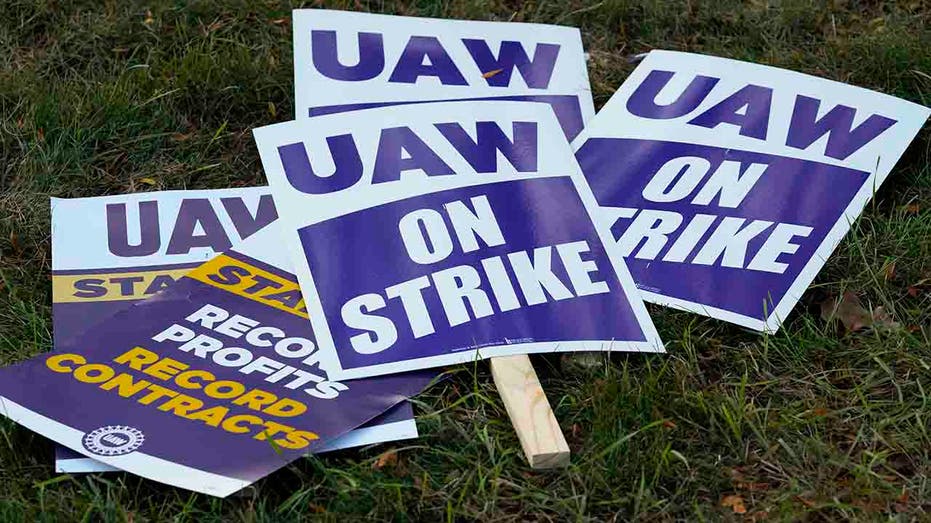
573, 51, 930, 332
50, 189, 422, 474
0, 223, 436, 496
255, 101, 663, 380
293, 9, 594, 140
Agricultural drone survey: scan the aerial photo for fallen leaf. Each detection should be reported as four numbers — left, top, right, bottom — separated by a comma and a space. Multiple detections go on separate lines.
884, 261, 896, 281
811, 407, 829, 417
737, 481, 771, 492
871, 306, 900, 330
268, 101, 277, 118
138, 177, 157, 186
37, 128, 44, 141
482, 68, 504, 79
206, 19, 225, 33
721, 494, 747, 514
171, 132, 193, 142
662, 419, 677, 429
795, 495, 817, 508
372, 449, 397, 470
9, 231, 22, 256
571, 423, 582, 438
271, 18, 290, 26
307, 503, 326, 513
904, 203, 921, 214
821, 291, 872, 331
144, 10, 154, 25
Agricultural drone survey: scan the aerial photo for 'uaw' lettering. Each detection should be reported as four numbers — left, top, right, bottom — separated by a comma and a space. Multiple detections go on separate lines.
342, 194, 610, 354
612, 156, 813, 274
278, 121, 538, 194
311, 31, 560, 88
627, 69, 897, 160
106, 195, 278, 257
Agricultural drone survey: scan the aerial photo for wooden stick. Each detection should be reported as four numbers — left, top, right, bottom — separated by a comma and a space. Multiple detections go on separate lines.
490, 354, 570, 469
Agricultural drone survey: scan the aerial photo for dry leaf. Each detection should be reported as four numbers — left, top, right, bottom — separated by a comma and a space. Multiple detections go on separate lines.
821, 292, 872, 331
144, 10, 154, 25
871, 306, 900, 330
206, 19, 225, 33
268, 101, 277, 118
571, 423, 582, 438
372, 449, 398, 470
138, 177, 157, 186
662, 419, 677, 429
884, 261, 896, 281
482, 68, 504, 79
796, 495, 817, 508
721, 494, 747, 514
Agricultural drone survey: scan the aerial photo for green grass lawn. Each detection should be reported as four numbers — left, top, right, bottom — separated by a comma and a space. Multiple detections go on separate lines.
2, 0, 930, 520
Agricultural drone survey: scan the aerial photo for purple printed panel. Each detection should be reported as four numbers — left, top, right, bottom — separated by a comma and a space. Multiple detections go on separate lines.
575, 138, 871, 320
298, 176, 647, 371
1, 252, 435, 485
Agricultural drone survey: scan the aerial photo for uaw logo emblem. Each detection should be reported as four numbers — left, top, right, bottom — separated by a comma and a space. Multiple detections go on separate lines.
82, 426, 145, 457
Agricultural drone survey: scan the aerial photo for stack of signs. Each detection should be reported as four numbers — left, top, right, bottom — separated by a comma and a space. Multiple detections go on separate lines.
50, 189, 422, 474
573, 51, 929, 332
0, 10, 926, 498
0, 10, 616, 496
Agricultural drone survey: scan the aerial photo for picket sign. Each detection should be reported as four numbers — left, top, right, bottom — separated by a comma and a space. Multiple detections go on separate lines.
293, 9, 595, 141
255, 101, 663, 467
573, 50, 930, 332
290, 9, 605, 468
49, 189, 423, 473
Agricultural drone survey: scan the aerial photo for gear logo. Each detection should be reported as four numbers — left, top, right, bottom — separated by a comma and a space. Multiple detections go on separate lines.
82, 426, 144, 457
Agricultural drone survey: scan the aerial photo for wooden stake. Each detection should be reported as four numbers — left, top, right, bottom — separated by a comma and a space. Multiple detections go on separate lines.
490, 354, 570, 469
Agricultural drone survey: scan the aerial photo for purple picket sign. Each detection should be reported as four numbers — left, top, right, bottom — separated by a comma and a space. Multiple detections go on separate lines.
1, 243, 435, 497
572, 50, 930, 332
50, 190, 424, 473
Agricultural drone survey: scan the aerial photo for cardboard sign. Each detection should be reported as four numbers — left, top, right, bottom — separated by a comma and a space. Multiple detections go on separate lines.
573, 51, 930, 332
293, 9, 594, 140
0, 223, 436, 496
50, 190, 422, 473
255, 101, 663, 380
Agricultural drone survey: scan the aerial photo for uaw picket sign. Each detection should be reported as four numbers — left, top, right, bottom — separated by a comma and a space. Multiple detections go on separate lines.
50, 189, 423, 474
254, 101, 662, 380
573, 51, 930, 332
293, 9, 594, 140
0, 222, 435, 497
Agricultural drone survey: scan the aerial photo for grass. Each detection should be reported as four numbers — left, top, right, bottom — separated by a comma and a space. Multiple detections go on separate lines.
1, 0, 930, 520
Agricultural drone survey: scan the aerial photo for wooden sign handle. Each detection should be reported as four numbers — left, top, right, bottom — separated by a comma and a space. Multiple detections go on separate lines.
490, 354, 570, 469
